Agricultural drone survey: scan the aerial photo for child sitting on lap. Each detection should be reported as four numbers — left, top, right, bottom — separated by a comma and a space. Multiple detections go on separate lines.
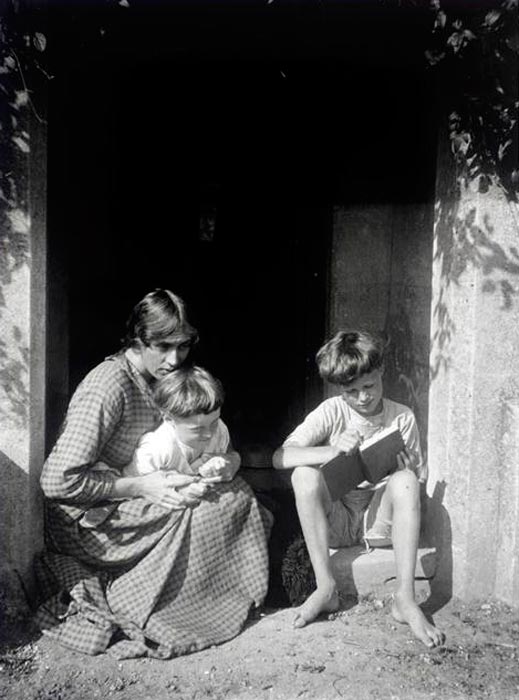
81, 366, 239, 527
272, 330, 444, 648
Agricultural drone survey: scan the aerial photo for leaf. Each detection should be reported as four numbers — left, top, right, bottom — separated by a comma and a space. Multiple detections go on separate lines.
14, 90, 28, 108
7, 207, 30, 233
498, 139, 512, 160
483, 11, 501, 28
11, 136, 30, 154
425, 49, 445, 66
434, 11, 447, 30
447, 32, 463, 52
450, 132, 471, 157
33, 32, 46, 52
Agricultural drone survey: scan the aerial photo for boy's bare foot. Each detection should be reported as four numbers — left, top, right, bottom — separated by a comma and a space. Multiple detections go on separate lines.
391, 592, 445, 648
293, 586, 340, 628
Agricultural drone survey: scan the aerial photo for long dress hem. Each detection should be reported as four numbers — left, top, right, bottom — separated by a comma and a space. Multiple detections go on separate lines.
36, 478, 271, 659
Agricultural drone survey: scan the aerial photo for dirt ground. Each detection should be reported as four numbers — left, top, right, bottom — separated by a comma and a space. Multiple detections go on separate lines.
1, 592, 518, 700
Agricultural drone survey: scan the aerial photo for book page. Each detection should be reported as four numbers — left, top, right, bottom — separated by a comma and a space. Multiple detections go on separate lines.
359, 425, 401, 452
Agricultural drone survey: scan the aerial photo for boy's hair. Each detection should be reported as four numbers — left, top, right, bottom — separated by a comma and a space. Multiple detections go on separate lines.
316, 330, 386, 385
123, 288, 199, 349
153, 365, 224, 418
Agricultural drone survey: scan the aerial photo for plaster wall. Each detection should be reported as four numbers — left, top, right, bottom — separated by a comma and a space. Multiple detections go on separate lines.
0, 220, 45, 613
427, 126, 519, 605
0, 4, 47, 617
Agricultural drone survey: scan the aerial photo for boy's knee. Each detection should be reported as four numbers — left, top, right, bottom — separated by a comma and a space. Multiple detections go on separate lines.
388, 469, 420, 503
291, 465, 323, 496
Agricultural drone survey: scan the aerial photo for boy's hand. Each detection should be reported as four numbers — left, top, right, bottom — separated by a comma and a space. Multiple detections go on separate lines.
334, 429, 362, 456
198, 454, 238, 482
396, 447, 419, 473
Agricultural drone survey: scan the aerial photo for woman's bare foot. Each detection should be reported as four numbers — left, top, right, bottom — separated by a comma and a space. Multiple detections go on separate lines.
293, 586, 340, 628
392, 592, 445, 648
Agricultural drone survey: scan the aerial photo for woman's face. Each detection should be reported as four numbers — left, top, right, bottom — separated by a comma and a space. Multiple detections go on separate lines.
138, 336, 191, 380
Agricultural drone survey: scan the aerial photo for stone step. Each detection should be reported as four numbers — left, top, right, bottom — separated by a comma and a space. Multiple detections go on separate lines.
330, 545, 437, 599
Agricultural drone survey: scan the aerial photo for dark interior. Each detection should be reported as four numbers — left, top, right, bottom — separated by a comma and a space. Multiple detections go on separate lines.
46, 1, 435, 456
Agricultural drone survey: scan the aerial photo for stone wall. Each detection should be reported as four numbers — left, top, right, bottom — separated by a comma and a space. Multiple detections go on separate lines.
0, 1, 47, 619
427, 122, 519, 605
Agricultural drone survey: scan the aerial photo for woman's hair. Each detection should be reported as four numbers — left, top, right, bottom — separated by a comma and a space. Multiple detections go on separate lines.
316, 330, 387, 385
153, 365, 225, 418
123, 289, 198, 348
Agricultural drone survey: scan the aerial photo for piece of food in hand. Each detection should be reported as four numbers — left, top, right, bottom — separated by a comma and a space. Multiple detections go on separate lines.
198, 455, 227, 478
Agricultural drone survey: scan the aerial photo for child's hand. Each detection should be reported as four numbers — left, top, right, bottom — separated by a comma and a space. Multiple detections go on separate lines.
135, 471, 201, 509
189, 454, 211, 473
396, 447, 419, 473
198, 454, 238, 482
177, 480, 214, 502
334, 429, 362, 456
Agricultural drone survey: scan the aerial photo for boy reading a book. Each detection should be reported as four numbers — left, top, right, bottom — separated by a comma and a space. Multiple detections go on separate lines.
272, 330, 444, 648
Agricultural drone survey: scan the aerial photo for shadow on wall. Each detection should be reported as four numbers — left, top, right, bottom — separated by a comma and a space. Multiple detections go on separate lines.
0, 451, 34, 632
0, 9, 31, 429
384, 306, 431, 448
0, 325, 29, 429
432, 202, 519, 379
430, 2, 518, 381
423, 480, 453, 614
0, 210, 31, 430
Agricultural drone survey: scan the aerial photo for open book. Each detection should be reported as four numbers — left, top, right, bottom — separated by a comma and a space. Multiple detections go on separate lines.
321, 426, 405, 501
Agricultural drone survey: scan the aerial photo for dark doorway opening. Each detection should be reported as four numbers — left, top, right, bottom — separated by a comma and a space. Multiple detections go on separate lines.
47, 55, 333, 457
46, 2, 435, 457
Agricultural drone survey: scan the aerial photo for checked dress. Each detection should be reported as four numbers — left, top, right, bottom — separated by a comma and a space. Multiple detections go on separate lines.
37, 353, 270, 659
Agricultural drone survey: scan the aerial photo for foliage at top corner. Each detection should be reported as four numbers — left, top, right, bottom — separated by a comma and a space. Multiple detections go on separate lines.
425, 0, 519, 201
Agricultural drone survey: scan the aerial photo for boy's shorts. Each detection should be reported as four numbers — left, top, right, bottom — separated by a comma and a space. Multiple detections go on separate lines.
327, 485, 390, 549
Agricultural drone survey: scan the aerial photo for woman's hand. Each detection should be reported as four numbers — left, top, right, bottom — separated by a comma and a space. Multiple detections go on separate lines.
198, 452, 240, 483
132, 471, 203, 509
396, 447, 419, 473
334, 429, 362, 456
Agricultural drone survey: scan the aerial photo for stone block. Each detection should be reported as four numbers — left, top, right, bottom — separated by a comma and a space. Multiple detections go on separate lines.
330, 545, 437, 600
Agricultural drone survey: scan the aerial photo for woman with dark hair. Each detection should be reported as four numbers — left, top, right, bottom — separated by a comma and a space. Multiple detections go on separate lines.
37, 290, 270, 659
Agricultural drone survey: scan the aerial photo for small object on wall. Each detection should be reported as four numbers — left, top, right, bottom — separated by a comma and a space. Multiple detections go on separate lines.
199, 204, 217, 242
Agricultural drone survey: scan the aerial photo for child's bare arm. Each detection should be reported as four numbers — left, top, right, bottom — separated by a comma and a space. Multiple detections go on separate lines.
225, 449, 241, 476
272, 445, 339, 470
273, 429, 361, 470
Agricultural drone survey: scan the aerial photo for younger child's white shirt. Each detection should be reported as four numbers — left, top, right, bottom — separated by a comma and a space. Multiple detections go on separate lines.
80, 418, 231, 529
123, 419, 231, 477
284, 396, 426, 486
